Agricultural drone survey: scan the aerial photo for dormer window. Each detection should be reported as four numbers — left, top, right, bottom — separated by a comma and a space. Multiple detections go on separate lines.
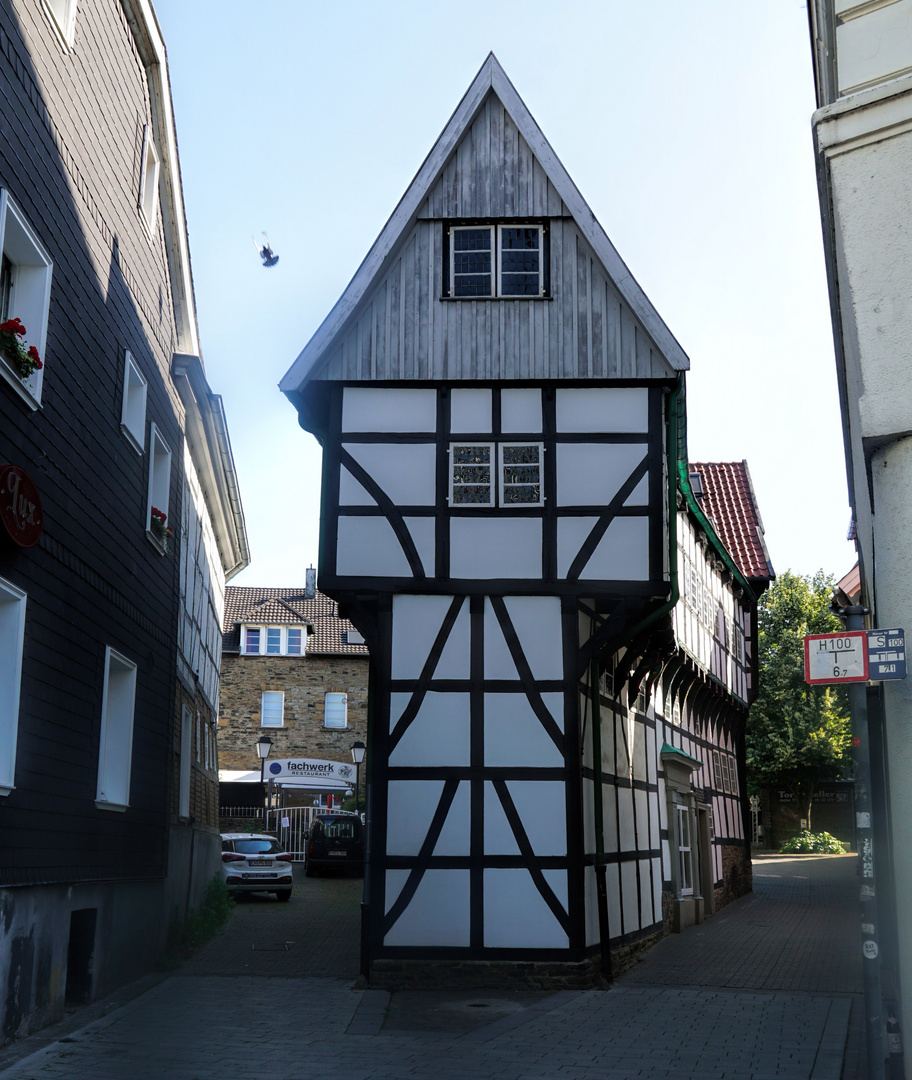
242, 625, 306, 656
447, 223, 546, 298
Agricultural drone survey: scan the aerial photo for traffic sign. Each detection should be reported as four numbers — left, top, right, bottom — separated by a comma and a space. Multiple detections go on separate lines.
804, 632, 869, 685
867, 628, 906, 681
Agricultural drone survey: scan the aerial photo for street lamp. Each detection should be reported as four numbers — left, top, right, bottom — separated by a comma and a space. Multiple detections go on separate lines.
350, 740, 366, 815
256, 735, 273, 821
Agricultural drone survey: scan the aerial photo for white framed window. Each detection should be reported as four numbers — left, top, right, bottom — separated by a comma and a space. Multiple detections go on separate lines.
96, 647, 137, 810
138, 126, 160, 237
120, 351, 146, 453
674, 803, 693, 896
146, 422, 172, 551
242, 625, 306, 656
178, 703, 192, 819
41, 0, 78, 48
324, 692, 347, 729
261, 691, 284, 728
0, 577, 27, 796
449, 442, 544, 507
0, 190, 53, 406
448, 223, 544, 298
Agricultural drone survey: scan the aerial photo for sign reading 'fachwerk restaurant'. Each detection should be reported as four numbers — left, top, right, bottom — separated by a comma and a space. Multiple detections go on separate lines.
0, 464, 43, 548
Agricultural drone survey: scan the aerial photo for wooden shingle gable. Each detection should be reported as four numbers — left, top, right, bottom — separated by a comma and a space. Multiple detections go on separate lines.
280, 53, 688, 395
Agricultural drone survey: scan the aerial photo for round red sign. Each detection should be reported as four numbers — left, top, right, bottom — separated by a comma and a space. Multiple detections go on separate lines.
0, 464, 43, 548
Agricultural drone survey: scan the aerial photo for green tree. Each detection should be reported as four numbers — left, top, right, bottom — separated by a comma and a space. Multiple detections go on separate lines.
746, 570, 852, 833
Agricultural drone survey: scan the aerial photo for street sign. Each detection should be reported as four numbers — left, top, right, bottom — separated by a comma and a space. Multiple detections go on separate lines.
867, 628, 906, 681
804, 632, 869, 685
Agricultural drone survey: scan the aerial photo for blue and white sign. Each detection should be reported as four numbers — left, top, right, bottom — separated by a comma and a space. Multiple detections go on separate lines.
265, 758, 355, 790
867, 629, 906, 681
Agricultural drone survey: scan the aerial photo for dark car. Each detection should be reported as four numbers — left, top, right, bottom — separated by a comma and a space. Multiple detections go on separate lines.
305, 813, 364, 876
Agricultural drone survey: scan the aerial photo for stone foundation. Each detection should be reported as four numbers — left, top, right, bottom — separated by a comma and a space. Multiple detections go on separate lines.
368, 956, 603, 991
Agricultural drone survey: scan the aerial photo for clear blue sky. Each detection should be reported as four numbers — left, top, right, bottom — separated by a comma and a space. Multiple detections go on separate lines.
153, 0, 855, 588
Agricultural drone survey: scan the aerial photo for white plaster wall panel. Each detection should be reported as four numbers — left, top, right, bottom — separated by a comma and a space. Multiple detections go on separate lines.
635, 789, 650, 848
614, 719, 627, 780
483, 784, 522, 855
621, 860, 639, 933
633, 723, 647, 781
501, 596, 564, 679
483, 869, 568, 948
836, 1, 912, 93
585, 865, 599, 946
652, 858, 662, 920
582, 777, 595, 851
579, 689, 594, 771
336, 516, 412, 578
388, 692, 471, 767
482, 596, 562, 680
502, 780, 567, 855
386, 780, 470, 856
341, 443, 437, 505
450, 388, 491, 431
338, 465, 378, 506
639, 860, 654, 926
617, 787, 635, 852
501, 388, 542, 432
555, 444, 648, 507
557, 517, 650, 580
662, 838, 670, 879
646, 728, 657, 785
607, 862, 621, 936
602, 711, 617, 776
555, 387, 648, 433
483, 692, 564, 767
403, 517, 437, 578
603, 782, 619, 852
384, 870, 471, 946
391, 595, 470, 679
450, 519, 542, 579
342, 387, 437, 432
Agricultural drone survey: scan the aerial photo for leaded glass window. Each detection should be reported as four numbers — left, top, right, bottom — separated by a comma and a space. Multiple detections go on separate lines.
451, 228, 493, 297
450, 443, 494, 505
499, 226, 541, 295
500, 443, 543, 505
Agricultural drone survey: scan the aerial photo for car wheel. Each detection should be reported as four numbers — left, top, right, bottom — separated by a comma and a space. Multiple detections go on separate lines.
275, 889, 292, 902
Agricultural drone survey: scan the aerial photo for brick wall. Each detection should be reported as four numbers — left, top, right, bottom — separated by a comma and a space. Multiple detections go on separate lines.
218, 652, 370, 769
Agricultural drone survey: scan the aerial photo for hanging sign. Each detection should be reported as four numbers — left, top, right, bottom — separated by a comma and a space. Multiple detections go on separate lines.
804, 632, 868, 684
0, 464, 43, 548
266, 758, 355, 787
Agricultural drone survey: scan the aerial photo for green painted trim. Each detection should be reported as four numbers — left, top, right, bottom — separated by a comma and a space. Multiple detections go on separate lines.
660, 742, 702, 769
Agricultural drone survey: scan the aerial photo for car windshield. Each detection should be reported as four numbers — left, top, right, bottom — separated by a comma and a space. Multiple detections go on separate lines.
232, 838, 282, 855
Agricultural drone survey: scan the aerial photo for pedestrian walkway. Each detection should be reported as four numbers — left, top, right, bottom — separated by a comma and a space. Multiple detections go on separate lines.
0, 855, 863, 1080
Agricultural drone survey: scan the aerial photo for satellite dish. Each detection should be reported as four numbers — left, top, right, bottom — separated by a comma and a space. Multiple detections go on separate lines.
253, 232, 279, 268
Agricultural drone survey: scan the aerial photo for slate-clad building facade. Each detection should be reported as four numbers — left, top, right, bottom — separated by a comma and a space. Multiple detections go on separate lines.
0, 0, 248, 1043
281, 55, 772, 987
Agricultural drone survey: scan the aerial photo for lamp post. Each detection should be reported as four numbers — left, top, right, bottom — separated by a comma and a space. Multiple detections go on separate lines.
351, 740, 366, 815
256, 735, 273, 823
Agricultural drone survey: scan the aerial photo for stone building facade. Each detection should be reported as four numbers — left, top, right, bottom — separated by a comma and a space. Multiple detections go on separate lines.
219, 587, 369, 792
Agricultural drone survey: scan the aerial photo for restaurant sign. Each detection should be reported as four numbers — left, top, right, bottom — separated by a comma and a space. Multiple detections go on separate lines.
0, 464, 43, 548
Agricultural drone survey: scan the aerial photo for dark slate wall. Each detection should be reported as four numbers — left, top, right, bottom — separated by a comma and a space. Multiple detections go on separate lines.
0, 0, 184, 886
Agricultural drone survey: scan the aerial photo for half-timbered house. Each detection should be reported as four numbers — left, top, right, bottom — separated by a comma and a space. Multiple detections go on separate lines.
0, 0, 248, 1043
280, 55, 772, 987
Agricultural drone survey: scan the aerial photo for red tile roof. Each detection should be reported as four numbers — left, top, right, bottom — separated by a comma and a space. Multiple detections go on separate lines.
223, 586, 369, 656
689, 461, 775, 584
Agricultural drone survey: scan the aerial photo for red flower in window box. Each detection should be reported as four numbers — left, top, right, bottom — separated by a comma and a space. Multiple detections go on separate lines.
149, 506, 174, 551
0, 317, 42, 380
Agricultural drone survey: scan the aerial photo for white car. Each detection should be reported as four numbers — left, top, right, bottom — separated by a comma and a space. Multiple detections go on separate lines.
220, 833, 293, 901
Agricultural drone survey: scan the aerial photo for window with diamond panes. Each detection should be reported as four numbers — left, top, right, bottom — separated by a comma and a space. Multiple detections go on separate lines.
450, 443, 494, 506
500, 443, 543, 505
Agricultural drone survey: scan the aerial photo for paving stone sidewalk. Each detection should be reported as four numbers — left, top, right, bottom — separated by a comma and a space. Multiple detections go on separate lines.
0, 856, 863, 1080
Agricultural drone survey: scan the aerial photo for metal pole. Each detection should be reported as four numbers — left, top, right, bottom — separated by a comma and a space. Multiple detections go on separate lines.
355, 760, 361, 815
844, 605, 886, 1080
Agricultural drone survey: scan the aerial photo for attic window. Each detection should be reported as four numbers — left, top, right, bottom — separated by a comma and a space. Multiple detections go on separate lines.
242, 625, 306, 656
449, 442, 544, 508
447, 224, 545, 298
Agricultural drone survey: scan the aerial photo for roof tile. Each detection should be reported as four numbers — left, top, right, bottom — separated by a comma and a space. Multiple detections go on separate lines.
223, 586, 369, 656
689, 461, 775, 583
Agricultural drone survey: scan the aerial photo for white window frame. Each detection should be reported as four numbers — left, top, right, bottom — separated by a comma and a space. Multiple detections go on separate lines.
0, 190, 53, 408
178, 703, 192, 819
96, 647, 137, 810
41, 0, 78, 48
146, 422, 172, 551
498, 442, 544, 507
448, 442, 494, 507
120, 350, 147, 454
448, 223, 544, 298
138, 126, 160, 238
242, 625, 306, 656
0, 577, 27, 796
324, 692, 348, 730
286, 627, 303, 655
260, 691, 284, 728
674, 802, 693, 897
